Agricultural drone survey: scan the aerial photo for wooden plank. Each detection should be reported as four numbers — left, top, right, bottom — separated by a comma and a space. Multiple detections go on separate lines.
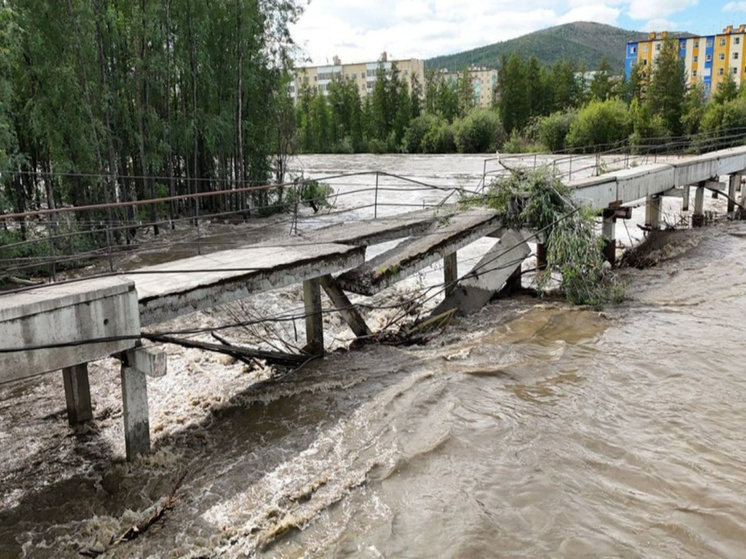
337, 209, 502, 296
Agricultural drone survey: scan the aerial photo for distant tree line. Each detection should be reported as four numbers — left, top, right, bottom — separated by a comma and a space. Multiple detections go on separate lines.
297, 42, 746, 157
0, 0, 301, 236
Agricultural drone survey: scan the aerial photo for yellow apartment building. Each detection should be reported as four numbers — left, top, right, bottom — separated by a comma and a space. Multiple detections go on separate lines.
625, 25, 746, 97
290, 53, 425, 103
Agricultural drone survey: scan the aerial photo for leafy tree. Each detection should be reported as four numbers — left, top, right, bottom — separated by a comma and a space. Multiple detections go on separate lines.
714, 73, 738, 105
498, 52, 530, 134
646, 39, 686, 136
454, 109, 504, 153
566, 98, 631, 152
590, 56, 614, 101
456, 68, 474, 118
682, 82, 707, 135
536, 111, 578, 152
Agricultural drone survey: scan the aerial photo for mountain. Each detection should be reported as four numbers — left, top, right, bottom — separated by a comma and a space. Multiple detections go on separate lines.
426, 22, 651, 73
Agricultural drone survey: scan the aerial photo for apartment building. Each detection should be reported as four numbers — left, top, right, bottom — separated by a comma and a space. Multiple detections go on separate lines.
289, 53, 425, 103
625, 25, 746, 97
442, 66, 499, 108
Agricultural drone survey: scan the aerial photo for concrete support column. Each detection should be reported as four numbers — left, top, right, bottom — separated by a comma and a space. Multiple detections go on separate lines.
443, 252, 458, 296
693, 183, 706, 228
728, 174, 741, 214
741, 175, 746, 204
62, 363, 93, 426
602, 209, 616, 265
303, 278, 324, 356
319, 275, 371, 338
682, 185, 690, 212
645, 195, 661, 230
121, 364, 150, 460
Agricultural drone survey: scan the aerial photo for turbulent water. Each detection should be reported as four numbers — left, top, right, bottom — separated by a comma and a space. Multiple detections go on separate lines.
1, 154, 745, 558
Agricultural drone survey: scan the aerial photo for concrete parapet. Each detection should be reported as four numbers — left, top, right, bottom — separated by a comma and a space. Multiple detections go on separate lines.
0, 277, 140, 384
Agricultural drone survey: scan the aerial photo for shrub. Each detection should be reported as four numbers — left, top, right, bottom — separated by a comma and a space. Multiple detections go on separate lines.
629, 100, 670, 153
454, 109, 505, 153
565, 98, 632, 152
421, 119, 456, 153
536, 111, 577, 152
404, 114, 438, 154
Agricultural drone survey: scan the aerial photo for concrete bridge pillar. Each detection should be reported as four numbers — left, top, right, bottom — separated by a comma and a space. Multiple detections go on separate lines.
728, 173, 742, 214
62, 363, 93, 426
303, 278, 324, 356
645, 195, 662, 230
602, 209, 616, 265
119, 348, 167, 461
693, 182, 706, 228
443, 252, 458, 296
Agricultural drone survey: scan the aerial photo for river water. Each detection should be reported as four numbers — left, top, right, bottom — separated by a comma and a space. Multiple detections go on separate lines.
1, 154, 745, 558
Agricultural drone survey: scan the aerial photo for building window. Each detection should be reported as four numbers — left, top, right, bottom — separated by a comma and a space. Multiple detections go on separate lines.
694, 55, 698, 62
719, 68, 724, 75
693, 70, 698, 77
655, 43, 661, 51
630, 46, 637, 54
642, 44, 648, 53
707, 39, 713, 47
736, 37, 742, 45
719, 53, 725, 61
733, 67, 738, 75
694, 40, 699, 48
361, 72, 365, 79
404, 70, 409, 76
642, 59, 648, 66
720, 38, 727, 46
735, 52, 740, 60
706, 54, 712, 62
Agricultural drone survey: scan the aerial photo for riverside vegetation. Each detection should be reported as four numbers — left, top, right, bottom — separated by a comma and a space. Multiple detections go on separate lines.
297, 39, 746, 156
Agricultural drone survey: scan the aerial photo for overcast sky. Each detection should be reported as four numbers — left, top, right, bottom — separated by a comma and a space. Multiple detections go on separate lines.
291, 1, 742, 65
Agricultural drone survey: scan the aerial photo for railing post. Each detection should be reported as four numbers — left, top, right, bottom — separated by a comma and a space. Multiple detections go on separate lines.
46, 213, 56, 282
374, 172, 379, 219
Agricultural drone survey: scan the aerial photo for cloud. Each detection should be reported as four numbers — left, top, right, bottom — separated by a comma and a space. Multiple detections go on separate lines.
641, 18, 677, 31
625, 0, 698, 21
289, 0, 700, 65
724, 1, 746, 11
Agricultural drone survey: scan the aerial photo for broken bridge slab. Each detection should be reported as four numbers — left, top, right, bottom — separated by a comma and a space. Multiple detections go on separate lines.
336, 209, 502, 296
127, 242, 366, 326
303, 207, 452, 247
431, 230, 531, 316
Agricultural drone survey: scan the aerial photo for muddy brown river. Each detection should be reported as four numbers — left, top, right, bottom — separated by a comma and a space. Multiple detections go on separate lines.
1, 155, 745, 557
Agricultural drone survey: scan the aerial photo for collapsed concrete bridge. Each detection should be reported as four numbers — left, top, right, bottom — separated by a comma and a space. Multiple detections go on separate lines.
2, 145, 745, 460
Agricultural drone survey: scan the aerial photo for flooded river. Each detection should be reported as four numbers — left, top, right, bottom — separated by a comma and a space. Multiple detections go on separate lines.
1, 154, 745, 557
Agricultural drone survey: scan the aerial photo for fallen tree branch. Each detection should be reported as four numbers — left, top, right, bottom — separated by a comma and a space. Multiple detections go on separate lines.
142, 333, 308, 367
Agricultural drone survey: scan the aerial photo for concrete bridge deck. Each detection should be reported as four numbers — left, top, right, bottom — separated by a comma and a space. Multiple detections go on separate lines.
3, 144, 746, 461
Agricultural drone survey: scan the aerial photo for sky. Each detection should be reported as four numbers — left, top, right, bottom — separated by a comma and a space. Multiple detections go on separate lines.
290, 0, 744, 65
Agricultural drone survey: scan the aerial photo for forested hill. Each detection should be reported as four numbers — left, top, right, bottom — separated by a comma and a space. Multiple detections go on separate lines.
426, 22, 650, 73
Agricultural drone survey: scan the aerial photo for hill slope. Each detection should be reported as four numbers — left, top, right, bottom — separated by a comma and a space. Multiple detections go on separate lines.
426, 22, 650, 73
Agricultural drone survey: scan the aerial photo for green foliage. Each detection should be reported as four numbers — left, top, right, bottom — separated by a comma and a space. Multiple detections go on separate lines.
536, 111, 577, 152
566, 98, 631, 152
454, 109, 504, 153
589, 56, 614, 101
285, 180, 334, 211
646, 39, 686, 137
480, 168, 623, 306
629, 99, 670, 151
421, 119, 456, 153
713, 73, 739, 105
682, 83, 707, 135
